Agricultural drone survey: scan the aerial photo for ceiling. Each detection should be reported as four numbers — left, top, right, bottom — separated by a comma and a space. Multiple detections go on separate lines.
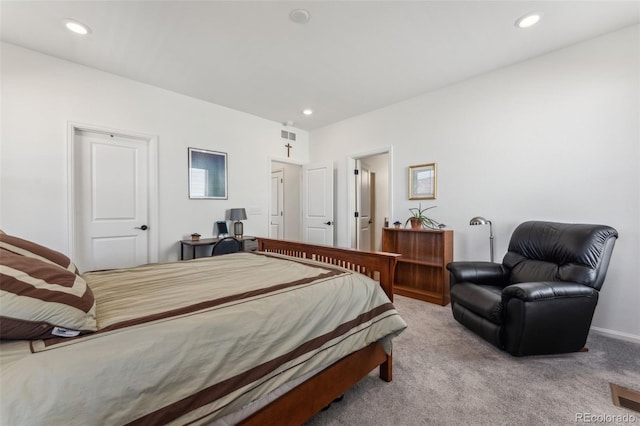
1, 1, 638, 130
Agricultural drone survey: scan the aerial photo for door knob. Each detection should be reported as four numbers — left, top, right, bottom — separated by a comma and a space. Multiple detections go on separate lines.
324, 221, 333, 226
135, 225, 149, 231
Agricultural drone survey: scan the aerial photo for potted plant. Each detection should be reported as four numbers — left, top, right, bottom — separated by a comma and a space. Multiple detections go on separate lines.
405, 204, 440, 230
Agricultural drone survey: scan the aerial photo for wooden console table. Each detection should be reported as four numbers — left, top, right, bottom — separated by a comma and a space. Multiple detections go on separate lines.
180, 236, 258, 260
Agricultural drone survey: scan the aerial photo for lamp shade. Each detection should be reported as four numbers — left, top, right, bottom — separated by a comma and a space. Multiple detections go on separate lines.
229, 208, 247, 221
469, 216, 491, 226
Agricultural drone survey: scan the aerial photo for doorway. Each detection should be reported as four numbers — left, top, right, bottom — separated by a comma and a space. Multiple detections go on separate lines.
68, 123, 158, 272
349, 150, 391, 251
269, 159, 335, 245
270, 169, 285, 239
270, 160, 301, 241
355, 158, 374, 251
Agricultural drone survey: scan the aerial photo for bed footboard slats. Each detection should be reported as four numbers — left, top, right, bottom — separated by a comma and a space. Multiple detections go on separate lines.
268, 248, 303, 258
257, 238, 399, 301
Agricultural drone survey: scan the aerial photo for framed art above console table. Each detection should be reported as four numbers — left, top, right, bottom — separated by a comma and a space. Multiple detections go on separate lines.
408, 163, 437, 200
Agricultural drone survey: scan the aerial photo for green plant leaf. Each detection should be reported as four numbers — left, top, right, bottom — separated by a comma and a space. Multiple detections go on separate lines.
405, 204, 439, 228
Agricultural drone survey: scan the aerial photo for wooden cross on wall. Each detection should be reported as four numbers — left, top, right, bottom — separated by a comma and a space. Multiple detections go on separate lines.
285, 143, 293, 157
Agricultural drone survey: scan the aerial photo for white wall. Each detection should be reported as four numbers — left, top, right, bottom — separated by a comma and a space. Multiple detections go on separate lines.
0, 42, 309, 262
309, 26, 640, 341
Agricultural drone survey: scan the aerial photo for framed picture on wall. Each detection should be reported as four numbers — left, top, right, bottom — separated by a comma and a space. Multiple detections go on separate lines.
188, 148, 228, 199
408, 163, 437, 200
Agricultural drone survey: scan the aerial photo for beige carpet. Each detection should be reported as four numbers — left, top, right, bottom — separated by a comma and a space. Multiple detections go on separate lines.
306, 295, 640, 425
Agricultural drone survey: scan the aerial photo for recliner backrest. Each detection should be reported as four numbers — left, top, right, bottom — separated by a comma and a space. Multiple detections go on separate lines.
502, 221, 618, 289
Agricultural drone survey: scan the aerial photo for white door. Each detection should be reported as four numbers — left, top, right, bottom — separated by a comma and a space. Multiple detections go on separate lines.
356, 159, 373, 250
270, 169, 284, 239
302, 162, 334, 245
74, 130, 150, 272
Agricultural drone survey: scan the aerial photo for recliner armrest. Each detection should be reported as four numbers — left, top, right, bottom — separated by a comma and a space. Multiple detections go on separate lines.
446, 261, 510, 286
502, 281, 598, 302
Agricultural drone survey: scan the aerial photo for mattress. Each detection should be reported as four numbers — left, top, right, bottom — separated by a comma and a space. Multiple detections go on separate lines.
0, 251, 407, 425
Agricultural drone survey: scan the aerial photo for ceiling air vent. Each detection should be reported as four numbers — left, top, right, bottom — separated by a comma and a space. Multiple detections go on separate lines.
281, 130, 296, 141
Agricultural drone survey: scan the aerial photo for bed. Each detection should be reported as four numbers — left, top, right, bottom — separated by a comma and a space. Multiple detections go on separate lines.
0, 234, 406, 425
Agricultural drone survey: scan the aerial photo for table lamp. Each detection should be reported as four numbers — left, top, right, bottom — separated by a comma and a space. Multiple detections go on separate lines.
230, 208, 247, 239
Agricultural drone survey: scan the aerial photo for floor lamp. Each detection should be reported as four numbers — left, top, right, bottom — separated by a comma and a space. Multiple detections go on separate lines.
469, 216, 494, 262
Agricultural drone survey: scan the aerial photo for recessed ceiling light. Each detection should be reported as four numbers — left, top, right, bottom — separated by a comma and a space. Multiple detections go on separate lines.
515, 12, 542, 29
302, 109, 313, 116
290, 9, 310, 24
64, 19, 91, 35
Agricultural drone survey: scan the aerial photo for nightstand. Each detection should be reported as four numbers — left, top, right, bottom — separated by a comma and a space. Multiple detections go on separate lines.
242, 236, 258, 252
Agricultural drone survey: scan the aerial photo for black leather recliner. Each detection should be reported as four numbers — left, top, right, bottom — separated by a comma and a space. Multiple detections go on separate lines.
446, 221, 618, 356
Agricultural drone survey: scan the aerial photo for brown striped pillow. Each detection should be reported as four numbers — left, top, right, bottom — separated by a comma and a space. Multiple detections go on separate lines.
0, 249, 97, 340
0, 234, 79, 274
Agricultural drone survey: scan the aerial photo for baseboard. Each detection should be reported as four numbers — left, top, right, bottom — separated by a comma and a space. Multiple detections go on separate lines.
591, 326, 640, 345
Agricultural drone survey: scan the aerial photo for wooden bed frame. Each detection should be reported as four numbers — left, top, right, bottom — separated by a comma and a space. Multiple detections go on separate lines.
239, 238, 400, 425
